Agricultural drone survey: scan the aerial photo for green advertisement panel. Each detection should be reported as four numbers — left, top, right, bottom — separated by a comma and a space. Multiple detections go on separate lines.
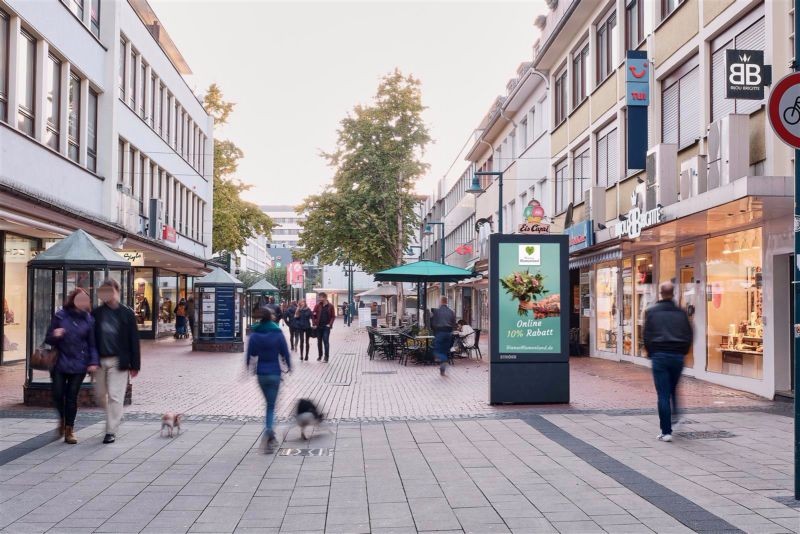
490, 235, 569, 366
497, 242, 562, 354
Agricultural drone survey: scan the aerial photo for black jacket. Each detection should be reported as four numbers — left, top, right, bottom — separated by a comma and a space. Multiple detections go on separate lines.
92, 304, 141, 370
431, 305, 456, 332
643, 299, 693, 355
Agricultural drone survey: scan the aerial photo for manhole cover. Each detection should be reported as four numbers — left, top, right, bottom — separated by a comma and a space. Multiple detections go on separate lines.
679, 430, 736, 440
362, 371, 397, 375
278, 448, 334, 457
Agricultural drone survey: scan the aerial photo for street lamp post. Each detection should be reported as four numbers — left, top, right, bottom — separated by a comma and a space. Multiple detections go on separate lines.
423, 221, 446, 294
469, 171, 504, 234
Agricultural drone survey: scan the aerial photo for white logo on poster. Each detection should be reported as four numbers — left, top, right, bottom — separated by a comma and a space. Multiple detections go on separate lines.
518, 245, 541, 266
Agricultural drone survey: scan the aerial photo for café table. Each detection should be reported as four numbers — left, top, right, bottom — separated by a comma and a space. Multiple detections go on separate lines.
413, 335, 435, 364
377, 330, 401, 360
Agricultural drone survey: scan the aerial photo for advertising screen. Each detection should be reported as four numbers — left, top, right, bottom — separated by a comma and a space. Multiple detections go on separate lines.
491, 235, 568, 363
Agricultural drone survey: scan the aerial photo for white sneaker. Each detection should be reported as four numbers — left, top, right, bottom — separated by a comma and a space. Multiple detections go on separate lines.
671, 418, 683, 432
657, 433, 673, 442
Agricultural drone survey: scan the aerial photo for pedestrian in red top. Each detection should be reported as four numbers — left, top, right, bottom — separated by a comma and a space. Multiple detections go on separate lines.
312, 292, 336, 362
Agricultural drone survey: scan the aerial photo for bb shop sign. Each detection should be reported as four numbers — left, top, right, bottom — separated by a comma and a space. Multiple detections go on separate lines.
614, 192, 663, 239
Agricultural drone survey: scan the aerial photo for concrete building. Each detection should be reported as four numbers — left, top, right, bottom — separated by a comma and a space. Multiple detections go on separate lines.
262, 204, 305, 250
241, 233, 272, 274
0, 0, 214, 350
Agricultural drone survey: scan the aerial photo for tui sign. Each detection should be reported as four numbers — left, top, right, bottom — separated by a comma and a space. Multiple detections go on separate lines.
726, 49, 771, 100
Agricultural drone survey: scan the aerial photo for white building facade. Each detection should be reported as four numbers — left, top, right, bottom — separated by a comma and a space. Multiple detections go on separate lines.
262, 204, 305, 250
0, 0, 214, 349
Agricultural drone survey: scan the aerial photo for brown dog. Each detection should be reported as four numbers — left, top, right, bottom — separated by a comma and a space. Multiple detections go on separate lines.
161, 413, 182, 438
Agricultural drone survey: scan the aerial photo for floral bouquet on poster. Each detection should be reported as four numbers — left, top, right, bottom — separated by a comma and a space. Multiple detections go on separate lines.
500, 270, 560, 317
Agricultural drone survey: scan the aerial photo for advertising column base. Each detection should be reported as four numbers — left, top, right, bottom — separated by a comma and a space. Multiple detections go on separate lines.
489, 362, 569, 404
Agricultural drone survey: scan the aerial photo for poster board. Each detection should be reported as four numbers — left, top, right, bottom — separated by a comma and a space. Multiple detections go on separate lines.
358, 307, 372, 328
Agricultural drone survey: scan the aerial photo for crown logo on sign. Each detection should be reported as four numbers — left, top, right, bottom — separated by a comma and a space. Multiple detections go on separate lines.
739, 53, 751, 63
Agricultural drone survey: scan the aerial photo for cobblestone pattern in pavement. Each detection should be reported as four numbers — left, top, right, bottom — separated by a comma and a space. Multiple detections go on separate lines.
0, 411, 797, 533
0, 326, 776, 422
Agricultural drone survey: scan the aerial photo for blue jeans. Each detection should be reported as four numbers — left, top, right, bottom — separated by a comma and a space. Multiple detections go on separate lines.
317, 326, 331, 360
257, 374, 281, 434
433, 331, 453, 364
651, 352, 685, 435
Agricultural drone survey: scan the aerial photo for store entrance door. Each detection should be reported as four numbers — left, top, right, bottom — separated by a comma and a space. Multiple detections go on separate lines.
679, 264, 697, 369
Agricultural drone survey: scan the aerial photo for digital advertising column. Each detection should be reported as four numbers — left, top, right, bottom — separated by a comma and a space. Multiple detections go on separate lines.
489, 234, 570, 404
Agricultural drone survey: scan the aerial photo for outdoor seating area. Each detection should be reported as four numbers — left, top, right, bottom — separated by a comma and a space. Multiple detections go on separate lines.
365, 323, 482, 366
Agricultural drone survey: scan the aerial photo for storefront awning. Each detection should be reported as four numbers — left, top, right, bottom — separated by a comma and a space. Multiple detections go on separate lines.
569, 247, 622, 270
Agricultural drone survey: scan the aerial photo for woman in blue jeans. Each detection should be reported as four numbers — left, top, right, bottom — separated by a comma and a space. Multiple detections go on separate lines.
246, 307, 291, 454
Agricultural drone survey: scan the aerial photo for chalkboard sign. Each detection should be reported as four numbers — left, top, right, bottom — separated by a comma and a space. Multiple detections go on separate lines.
216, 287, 235, 339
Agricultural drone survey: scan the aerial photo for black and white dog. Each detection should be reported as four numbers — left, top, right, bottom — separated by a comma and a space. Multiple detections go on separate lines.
295, 399, 325, 440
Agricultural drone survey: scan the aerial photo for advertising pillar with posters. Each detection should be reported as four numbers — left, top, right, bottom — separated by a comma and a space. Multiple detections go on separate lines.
489, 233, 569, 404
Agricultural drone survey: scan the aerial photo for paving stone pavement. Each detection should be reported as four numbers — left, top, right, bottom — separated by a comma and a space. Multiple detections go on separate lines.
1, 325, 798, 533
0, 410, 797, 533
0, 325, 778, 422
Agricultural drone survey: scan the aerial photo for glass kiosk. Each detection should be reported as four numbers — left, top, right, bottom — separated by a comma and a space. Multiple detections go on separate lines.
24, 230, 131, 406
193, 267, 244, 352
245, 278, 279, 332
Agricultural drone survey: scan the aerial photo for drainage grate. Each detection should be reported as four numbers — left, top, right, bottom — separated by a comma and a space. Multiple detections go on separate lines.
278, 448, 334, 457
325, 382, 351, 386
678, 430, 736, 440
362, 371, 397, 375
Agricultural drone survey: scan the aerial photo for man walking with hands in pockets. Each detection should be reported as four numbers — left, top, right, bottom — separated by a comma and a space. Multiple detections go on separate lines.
93, 279, 141, 444
643, 281, 693, 443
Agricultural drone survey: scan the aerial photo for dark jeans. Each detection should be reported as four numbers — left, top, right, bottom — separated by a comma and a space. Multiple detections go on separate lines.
51, 369, 86, 426
433, 331, 453, 365
288, 327, 297, 349
317, 326, 331, 360
297, 330, 310, 357
651, 352, 685, 435
257, 374, 281, 433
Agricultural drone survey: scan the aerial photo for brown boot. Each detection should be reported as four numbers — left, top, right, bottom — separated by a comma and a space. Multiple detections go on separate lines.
57, 418, 65, 437
64, 426, 77, 444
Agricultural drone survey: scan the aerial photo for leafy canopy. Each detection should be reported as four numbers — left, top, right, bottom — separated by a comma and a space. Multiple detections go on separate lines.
296, 70, 431, 273
204, 84, 274, 254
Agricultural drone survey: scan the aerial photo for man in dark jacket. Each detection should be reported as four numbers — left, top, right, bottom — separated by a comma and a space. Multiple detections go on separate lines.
93, 279, 141, 444
312, 292, 336, 362
643, 281, 693, 442
431, 297, 456, 376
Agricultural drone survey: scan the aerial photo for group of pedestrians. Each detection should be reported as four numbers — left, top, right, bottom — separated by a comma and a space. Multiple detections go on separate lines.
45, 279, 140, 445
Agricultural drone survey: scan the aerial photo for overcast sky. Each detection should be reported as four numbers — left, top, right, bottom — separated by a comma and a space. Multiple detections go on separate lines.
150, 0, 547, 206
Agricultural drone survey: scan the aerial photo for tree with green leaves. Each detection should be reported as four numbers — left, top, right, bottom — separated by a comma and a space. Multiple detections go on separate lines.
296, 70, 431, 274
204, 84, 274, 254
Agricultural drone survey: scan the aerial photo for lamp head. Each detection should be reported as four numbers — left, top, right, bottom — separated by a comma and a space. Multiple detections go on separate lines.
423, 224, 434, 236
467, 175, 485, 195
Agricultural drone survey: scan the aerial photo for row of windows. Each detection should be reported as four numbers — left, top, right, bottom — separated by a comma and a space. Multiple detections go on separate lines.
61, 0, 100, 38
493, 100, 547, 173
553, 124, 619, 215
118, 137, 206, 243
0, 11, 99, 172
271, 229, 300, 236
119, 36, 207, 179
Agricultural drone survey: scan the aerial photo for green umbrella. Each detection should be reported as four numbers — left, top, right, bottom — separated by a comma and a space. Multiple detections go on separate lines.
373, 260, 473, 283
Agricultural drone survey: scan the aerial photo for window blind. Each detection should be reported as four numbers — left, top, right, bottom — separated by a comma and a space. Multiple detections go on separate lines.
679, 67, 700, 148
662, 82, 679, 145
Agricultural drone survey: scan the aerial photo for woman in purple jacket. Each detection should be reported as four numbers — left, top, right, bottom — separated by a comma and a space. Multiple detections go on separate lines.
46, 288, 99, 444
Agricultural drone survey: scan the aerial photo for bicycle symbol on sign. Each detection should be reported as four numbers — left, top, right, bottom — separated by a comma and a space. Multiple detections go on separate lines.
783, 97, 800, 125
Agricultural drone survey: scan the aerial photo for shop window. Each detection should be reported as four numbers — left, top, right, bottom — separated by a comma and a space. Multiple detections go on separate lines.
634, 254, 654, 357
622, 258, 633, 355
596, 261, 618, 352
158, 270, 178, 335
134, 268, 154, 332
706, 229, 763, 379
659, 247, 676, 285
3, 235, 39, 363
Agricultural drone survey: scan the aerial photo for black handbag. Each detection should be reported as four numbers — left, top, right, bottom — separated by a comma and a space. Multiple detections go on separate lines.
309, 327, 318, 338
